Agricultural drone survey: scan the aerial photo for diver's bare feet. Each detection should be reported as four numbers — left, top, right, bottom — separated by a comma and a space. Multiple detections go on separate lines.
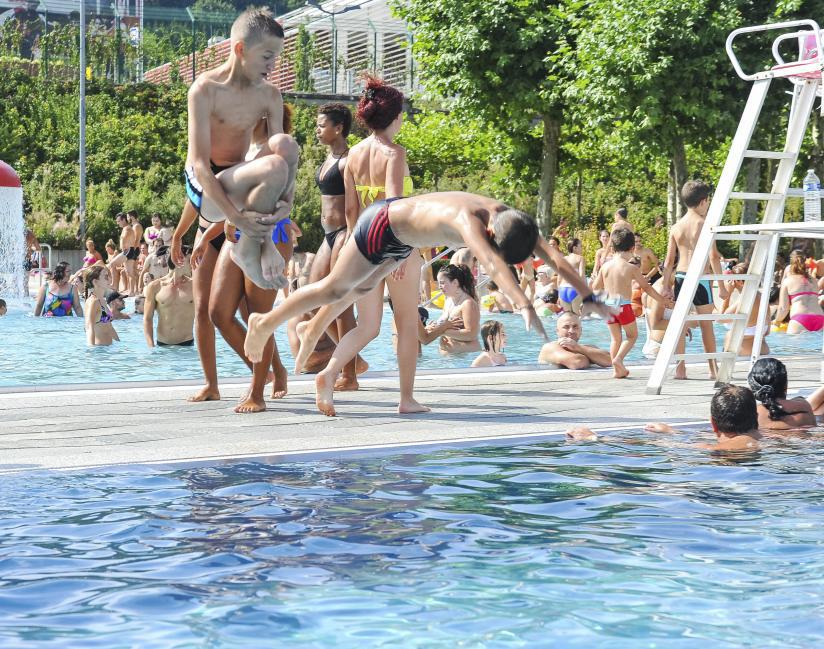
398, 398, 430, 414
355, 356, 369, 375
334, 375, 359, 392
674, 361, 687, 380
271, 363, 288, 399
315, 371, 336, 417
612, 360, 629, 379
234, 394, 266, 413
294, 321, 323, 375
188, 386, 220, 402
244, 312, 270, 363
708, 360, 718, 381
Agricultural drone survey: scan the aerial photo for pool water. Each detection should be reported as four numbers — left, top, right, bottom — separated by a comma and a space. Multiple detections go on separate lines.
0, 298, 821, 387
0, 433, 821, 647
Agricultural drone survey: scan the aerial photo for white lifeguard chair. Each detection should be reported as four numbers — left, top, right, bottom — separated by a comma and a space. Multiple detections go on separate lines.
647, 19, 824, 394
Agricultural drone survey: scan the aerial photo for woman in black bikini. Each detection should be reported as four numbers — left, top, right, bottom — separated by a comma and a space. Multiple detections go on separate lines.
296, 103, 360, 389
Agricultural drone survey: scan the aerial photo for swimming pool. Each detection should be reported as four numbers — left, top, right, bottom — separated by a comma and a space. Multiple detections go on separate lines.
0, 433, 821, 647
1, 298, 821, 387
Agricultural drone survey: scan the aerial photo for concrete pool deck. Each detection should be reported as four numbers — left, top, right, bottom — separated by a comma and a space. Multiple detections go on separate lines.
1, 355, 820, 474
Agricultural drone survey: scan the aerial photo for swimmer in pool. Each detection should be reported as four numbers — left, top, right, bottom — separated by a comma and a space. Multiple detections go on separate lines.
471, 320, 507, 367
430, 264, 481, 355
538, 312, 611, 370
144, 249, 195, 348
592, 228, 673, 379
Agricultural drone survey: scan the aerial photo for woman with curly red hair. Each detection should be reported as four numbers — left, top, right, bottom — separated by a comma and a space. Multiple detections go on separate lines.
293, 75, 427, 416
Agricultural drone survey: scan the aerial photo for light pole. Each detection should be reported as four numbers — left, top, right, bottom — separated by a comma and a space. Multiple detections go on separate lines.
79, 0, 87, 240
186, 7, 196, 82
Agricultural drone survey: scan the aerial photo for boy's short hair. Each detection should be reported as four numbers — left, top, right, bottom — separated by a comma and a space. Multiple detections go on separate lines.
611, 227, 635, 252
491, 209, 539, 265
710, 384, 758, 434
231, 8, 284, 46
681, 180, 712, 208
115, 212, 126, 222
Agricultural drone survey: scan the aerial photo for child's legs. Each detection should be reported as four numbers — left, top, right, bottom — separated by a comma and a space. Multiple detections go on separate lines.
607, 322, 623, 359
243, 278, 278, 398
696, 304, 717, 374
319, 280, 386, 381
209, 247, 253, 368
615, 321, 638, 362
192, 230, 221, 388
200, 156, 290, 220
387, 254, 423, 405
253, 240, 388, 335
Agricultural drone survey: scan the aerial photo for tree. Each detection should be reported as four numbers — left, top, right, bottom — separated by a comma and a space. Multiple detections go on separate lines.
562, 0, 787, 222
394, 0, 568, 233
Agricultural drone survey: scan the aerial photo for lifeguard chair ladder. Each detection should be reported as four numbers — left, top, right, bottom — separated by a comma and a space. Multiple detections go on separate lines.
647, 19, 824, 394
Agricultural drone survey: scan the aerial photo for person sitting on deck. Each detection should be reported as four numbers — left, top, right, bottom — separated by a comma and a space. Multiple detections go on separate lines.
538, 312, 611, 370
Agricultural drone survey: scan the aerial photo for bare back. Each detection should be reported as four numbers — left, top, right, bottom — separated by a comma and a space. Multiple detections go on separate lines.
346, 136, 409, 206
670, 211, 711, 273
599, 256, 639, 301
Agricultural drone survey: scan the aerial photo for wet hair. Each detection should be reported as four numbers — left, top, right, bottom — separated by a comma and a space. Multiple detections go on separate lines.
481, 320, 504, 352
789, 249, 810, 279
51, 263, 68, 283
567, 238, 581, 254
490, 209, 539, 265
681, 180, 712, 208
611, 227, 635, 252
438, 263, 477, 301
711, 384, 758, 434
748, 357, 789, 420
85, 265, 107, 291
616, 207, 628, 219
357, 75, 403, 131
319, 102, 353, 138
230, 7, 284, 46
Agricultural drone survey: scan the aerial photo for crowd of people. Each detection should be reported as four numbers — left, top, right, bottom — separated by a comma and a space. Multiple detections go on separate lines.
5, 8, 824, 436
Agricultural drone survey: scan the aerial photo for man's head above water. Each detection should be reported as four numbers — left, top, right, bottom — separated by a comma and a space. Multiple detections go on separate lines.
556, 311, 582, 342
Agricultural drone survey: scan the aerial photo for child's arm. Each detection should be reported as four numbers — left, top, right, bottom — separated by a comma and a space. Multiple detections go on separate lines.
634, 266, 672, 305
661, 231, 678, 295
709, 242, 730, 299
461, 220, 546, 339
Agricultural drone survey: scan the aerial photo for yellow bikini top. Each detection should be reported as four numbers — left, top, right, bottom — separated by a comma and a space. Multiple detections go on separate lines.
355, 176, 413, 206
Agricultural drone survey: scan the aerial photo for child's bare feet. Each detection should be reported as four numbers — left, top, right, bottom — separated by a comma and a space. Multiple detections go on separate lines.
566, 426, 598, 441
271, 363, 288, 399
398, 398, 430, 414
315, 371, 336, 416
244, 312, 270, 364
674, 361, 687, 380
708, 360, 718, 381
334, 375, 359, 391
294, 320, 323, 375
229, 237, 286, 291
234, 392, 266, 413
612, 360, 629, 379
645, 422, 679, 433
188, 386, 220, 402
260, 238, 286, 285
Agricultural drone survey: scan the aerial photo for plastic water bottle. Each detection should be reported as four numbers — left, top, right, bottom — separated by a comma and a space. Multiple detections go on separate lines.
803, 169, 821, 222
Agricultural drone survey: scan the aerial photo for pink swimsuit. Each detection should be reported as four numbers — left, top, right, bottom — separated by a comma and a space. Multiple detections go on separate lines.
788, 291, 824, 331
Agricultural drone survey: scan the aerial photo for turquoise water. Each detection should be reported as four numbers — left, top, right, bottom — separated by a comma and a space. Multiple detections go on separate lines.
0, 298, 821, 387
1, 432, 821, 647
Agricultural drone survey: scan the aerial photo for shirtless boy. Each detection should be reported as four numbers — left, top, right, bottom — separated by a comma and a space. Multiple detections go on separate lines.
593, 228, 673, 378
244, 191, 606, 415
661, 180, 729, 380
173, 8, 299, 408
143, 251, 195, 348
108, 213, 138, 295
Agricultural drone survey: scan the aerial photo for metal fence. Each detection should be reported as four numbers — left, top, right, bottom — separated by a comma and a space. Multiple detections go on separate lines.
0, 0, 419, 96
